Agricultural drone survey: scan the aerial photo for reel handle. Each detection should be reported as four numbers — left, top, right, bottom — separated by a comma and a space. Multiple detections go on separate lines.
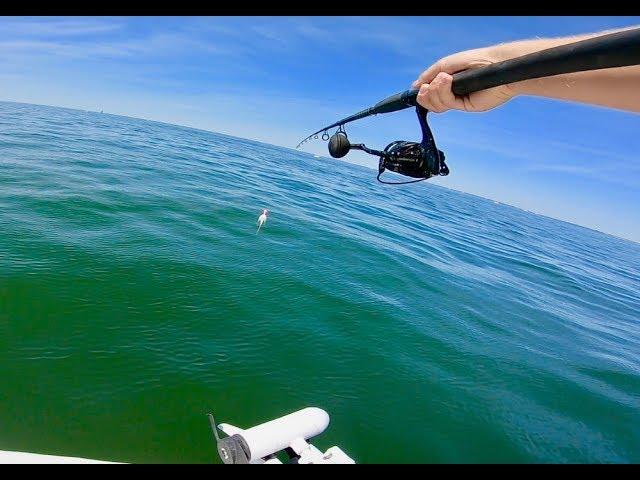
328, 132, 384, 158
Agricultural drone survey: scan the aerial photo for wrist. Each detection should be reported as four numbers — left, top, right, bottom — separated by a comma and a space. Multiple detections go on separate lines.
484, 38, 565, 98
485, 42, 523, 99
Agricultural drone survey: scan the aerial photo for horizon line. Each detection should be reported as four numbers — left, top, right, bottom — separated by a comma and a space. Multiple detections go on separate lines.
1, 98, 638, 247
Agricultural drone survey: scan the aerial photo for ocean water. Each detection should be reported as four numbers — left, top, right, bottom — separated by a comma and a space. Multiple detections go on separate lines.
0, 101, 638, 464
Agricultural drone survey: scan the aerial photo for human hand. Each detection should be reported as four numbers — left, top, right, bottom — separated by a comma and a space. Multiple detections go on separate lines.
411, 46, 517, 113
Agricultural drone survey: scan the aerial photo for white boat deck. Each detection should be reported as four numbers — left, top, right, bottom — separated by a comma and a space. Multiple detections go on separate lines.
0, 450, 119, 464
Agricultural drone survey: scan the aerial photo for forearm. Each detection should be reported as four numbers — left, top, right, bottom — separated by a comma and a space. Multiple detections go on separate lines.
510, 65, 640, 112
494, 27, 640, 112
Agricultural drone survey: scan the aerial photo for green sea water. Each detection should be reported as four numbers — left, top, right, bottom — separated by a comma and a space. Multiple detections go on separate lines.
0, 101, 638, 463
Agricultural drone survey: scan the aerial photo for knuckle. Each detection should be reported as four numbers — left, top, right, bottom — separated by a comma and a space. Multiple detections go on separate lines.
433, 79, 446, 90
435, 71, 449, 81
433, 72, 452, 88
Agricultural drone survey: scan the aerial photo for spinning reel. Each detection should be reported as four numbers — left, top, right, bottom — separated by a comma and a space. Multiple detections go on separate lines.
326, 105, 449, 184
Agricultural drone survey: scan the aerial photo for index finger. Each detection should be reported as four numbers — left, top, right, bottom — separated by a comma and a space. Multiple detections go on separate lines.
411, 52, 478, 89
412, 60, 444, 89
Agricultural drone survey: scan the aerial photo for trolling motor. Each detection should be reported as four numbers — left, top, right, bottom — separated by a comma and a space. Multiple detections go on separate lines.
296, 27, 640, 184
207, 407, 354, 464
328, 105, 449, 184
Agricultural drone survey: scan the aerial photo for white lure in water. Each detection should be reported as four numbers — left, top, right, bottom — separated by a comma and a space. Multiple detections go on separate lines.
257, 209, 269, 233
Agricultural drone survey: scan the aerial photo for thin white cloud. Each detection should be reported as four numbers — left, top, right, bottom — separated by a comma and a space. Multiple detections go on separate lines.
1, 18, 124, 36
185, 16, 442, 59
525, 164, 598, 175
0, 32, 238, 60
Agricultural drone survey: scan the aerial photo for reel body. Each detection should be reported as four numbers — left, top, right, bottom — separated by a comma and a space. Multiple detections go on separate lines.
327, 105, 449, 184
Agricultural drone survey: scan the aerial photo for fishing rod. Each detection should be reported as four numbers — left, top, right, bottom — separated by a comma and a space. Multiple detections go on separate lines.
296, 27, 640, 184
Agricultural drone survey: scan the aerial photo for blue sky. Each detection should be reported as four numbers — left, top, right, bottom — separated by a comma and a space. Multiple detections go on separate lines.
1, 16, 639, 242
